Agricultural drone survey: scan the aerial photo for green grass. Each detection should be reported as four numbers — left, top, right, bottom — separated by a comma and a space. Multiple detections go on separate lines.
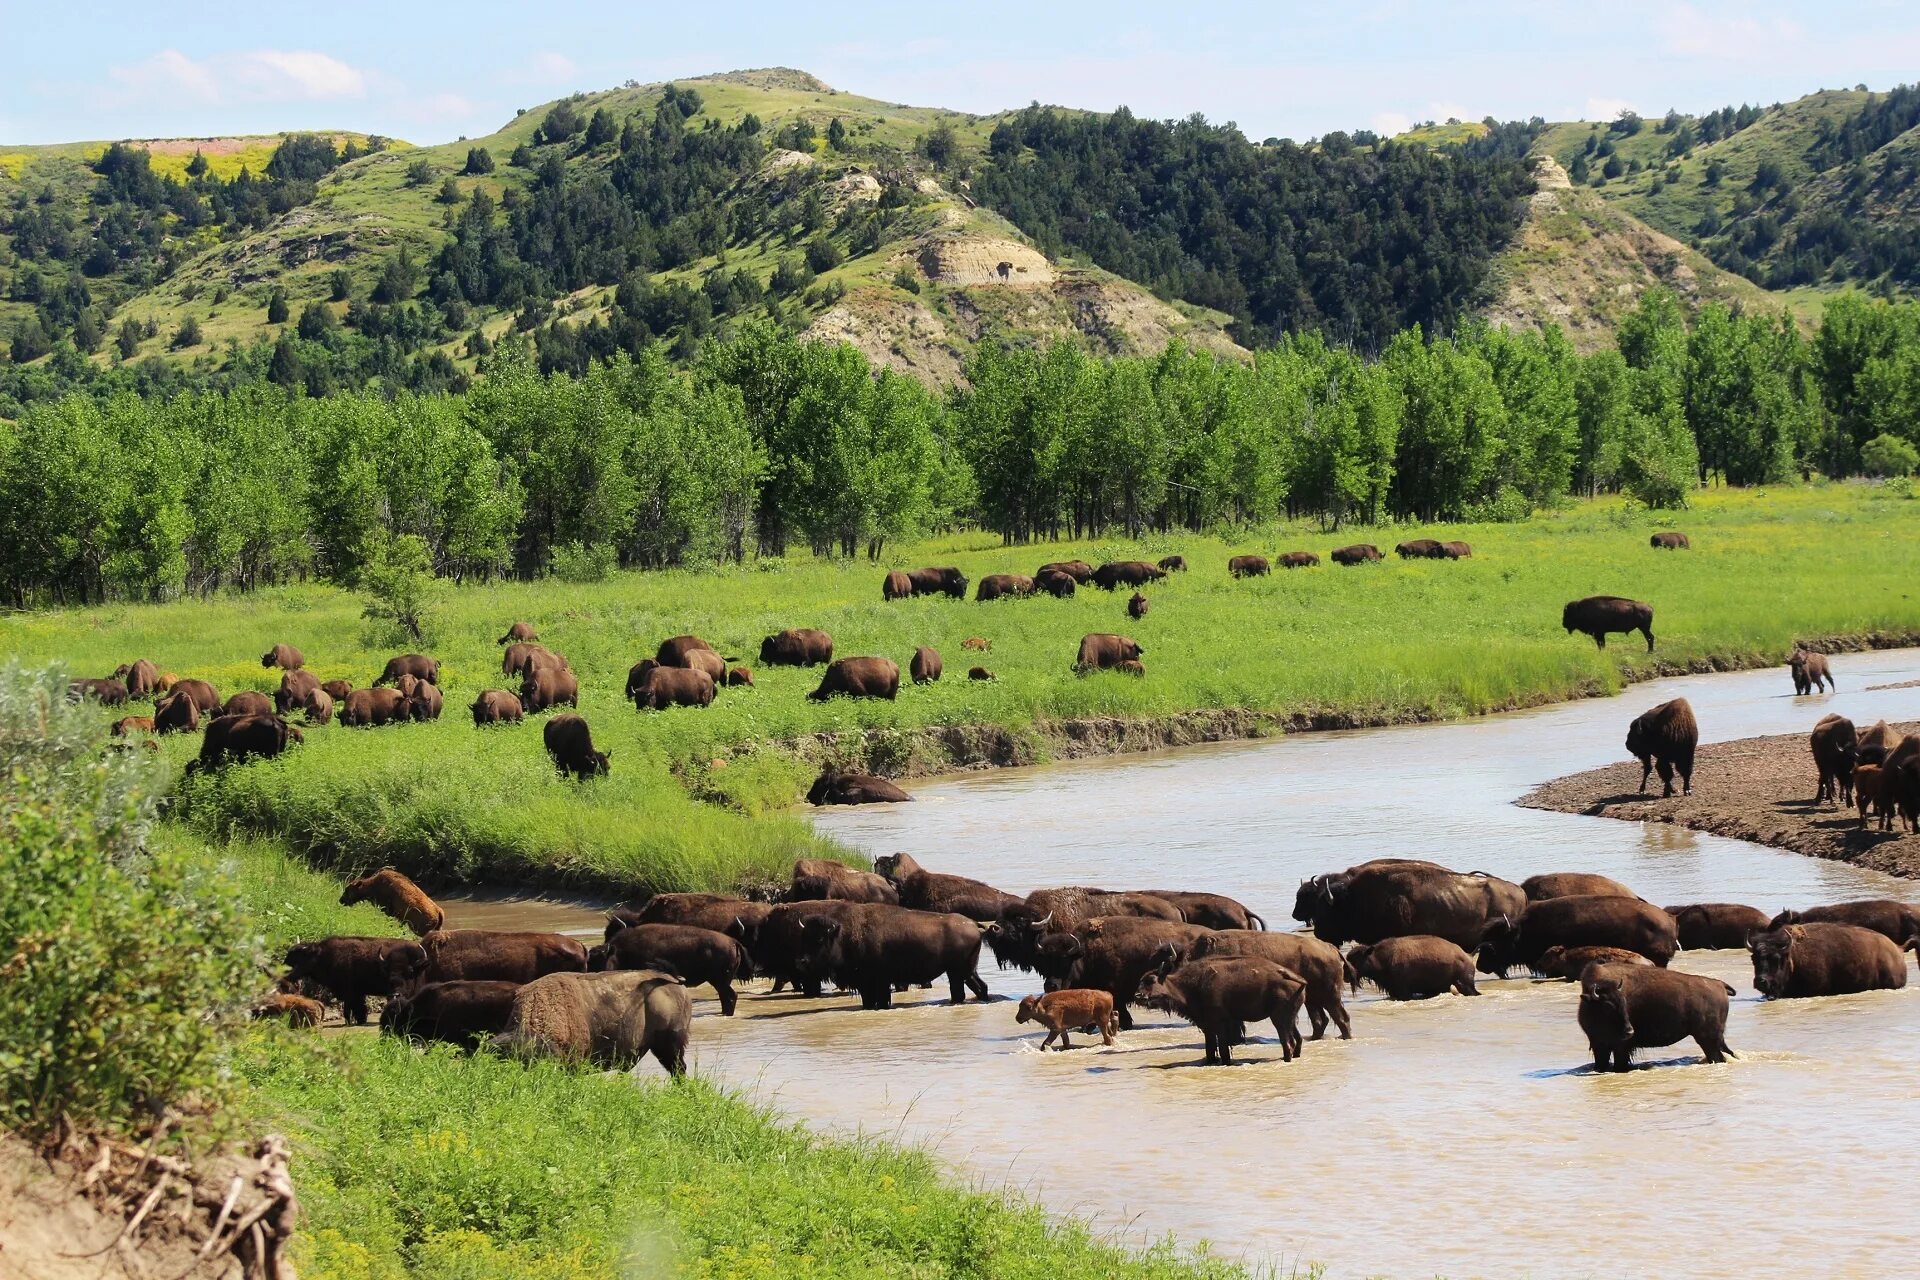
10, 485, 1920, 893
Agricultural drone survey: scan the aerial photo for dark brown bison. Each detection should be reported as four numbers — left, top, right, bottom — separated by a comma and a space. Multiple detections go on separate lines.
590, 923, 751, 1015
222, 690, 274, 719
808, 656, 900, 701
502, 642, 567, 679
1186, 930, 1350, 1039
872, 853, 1022, 923
1536, 945, 1653, 980
1767, 899, 1920, 946
788, 858, 902, 905
405, 683, 444, 722
1855, 719, 1901, 766
274, 669, 320, 714
1292, 861, 1526, 951
320, 678, 353, 702
153, 691, 200, 734
111, 715, 154, 736
1665, 903, 1771, 950
1855, 763, 1896, 830
1476, 895, 1679, 977
1034, 567, 1077, 598
339, 687, 409, 727
1091, 561, 1166, 590
1749, 923, 1908, 998
627, 660, 715, 711
984, 888, 1185, 973
388, 929, 589, 989
304, 688, 334, 724
1330, 544, 1381, 565
498, 621, 538, 644
653, 635, 714, 667
471, 689, 525, 725
1438, 541, 1472, 559
169, 678, 221, 715
794, 903, 990, 1009
1277, 551, 1320, 569
1345, 936, 1479, 999
1048, 917, 1213, 1029
883, 570, 913, 600
726, 665, 754, 687
1016, 990, 1118, 1050
1038, 560, 1094, 584
1563, 595, 1654, 651
910, 646, 942, 684
1649, 531, 1690, 550
725, 900, 860, 996
1122, 592, 1148, 621
491, 970, 690, 1075
1136, 957, 1307, 1064
261, 643, 305, 671
617, 896, 772, 957
377, 654, 439, 686
520, 666, 580, 713
379, 980, 519, 1051
805, 768, 912, 805
1811, 714, 1857, 805
186, 714, 301, 774
1074, 633, 1144, 672
544, 713, 609, 780
1228, 554, 1270, 578
1579, 964, 1734, 1070
905, 567, 968, 598
1626, 697, 1697, 797
1395, 539, 1443, 559
282, 936, 416, 1025
69, 678, 129, 706
1157, 555, 1187, 572
340, 868, 445, 935
967, 666, 995, 681
1523, 872, 1640, 902
1132, 891, 1264, 931
760, 628, 834, 666
112, 659, 162, 698
976, 573, 1034, 602
1789, 649, 1833, 696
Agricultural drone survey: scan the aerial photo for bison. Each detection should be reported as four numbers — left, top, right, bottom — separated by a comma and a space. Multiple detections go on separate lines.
1091, 561, 1165, 591
1856, 719, 1901, 767
1074, 633, 1144, 672
376, 654, 439, 686
340, 868, 445, 935
906, 567, 969, 599
726, 901, 860, 997
503, 642, 567, 679
760, 628, 833, 666
1789, 649, 1833, 695
491, 969, 691, 1075
793, 903, 990, 1009
169, 678, 221, 715
471, 689, 525, 725
1626, 698, 1697, 797
69, 678, 129, 706
186, 714, 301, 774
808, 656, 900, 701
153, 691, 200, 734
1395, 539, 1443, 559
883, 570, 913, 600
112, 659, 162, 699
405, 683, 444, 722
544, 713, 609, 780
1186, 930, 1349, 1039
727, 665, 753, 687
627, 660, 715, 711
261, 643, 305, 671
274, 669, 320, 714
1330, 544, 1381, 565
281, 936, 415, 1025
1034, 568, 1077, 598
1439, 541, 1472, 559
1293, 861, 1525, 951
787, 858, 901, 905
967, 666, 995, 681
251, 993, 324, 1029
1129, 891, 1263, 932
521, 666, 580, 713
1563, 595, 1655, 652
1136, 957, 1307, 1064
1536, 945, 1653, 980
388, 929, 589, 989
591, 922, 751, 1015
1665, 903, 1771, 950
1578, 964, 1734, 1070
1157, 555, 1187, 572
872, 853, 1021, 923
1048, 917, 1213, 1029
498, 621, 538, 644
1854, 762, 1896, 830
1523, 872, 1639, 902
379, 980, 519, 1051
1767, 899, 1920, 946
303, 689, 333, 725
909, 646, 942, 684
1277, 551, 1320, 569
1016, 989, 1118, 1050
1228, 554, 1270, 578
1811, 714, 1857, 805
320, 678, 353, 702
222, 690, 274, 719
976, 574, 1034, 602
1749, 923, 1908, 998
984, 888, 1184, 973
1345, 936, 1478, 999
1649, 531, 1690, 550
1038, 560, 1094, 584
339, 687, 410, 727
1476, 896, 1678, 977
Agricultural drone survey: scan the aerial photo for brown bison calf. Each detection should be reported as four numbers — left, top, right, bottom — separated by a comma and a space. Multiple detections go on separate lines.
1854, 763, 1896, 830
1330, 544, 1381, 565
1665, 903, 1771, 950
1789, 649, 1833, 696
727, 666, 754, 687
1563, 595, 1655, 652
910, 646, 942, 684
1579, 964, 1734, 1070
1626, 697, 1697, 797
1127, 592, 1149, 620
1345, 936, 1479, 999
1228, 554, 1270, 578
1137, 957, 1307, 1064
1075, 633, 1144, 672
380, 980, 520, 1051
1536, 945, 1652, 980
1811, 714, 1857, 805
1016, 989, 1118, 1050
340, 868, 446, 935
251, 993, 325, 1028
471, 689, 525, 725
544, 713, 609, 779
968, 666, 995, 681
261, 643, 305, 671
961, 637, 991, 653
111, 715, 154, 736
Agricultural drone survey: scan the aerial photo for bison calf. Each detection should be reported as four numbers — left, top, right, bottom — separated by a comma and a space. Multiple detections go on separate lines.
1015, 989, 1118, 1050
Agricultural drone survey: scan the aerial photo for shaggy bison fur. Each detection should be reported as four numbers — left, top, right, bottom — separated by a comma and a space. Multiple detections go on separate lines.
544, 713, 609, 779
1626, 698, 1697, 797
1665, 903, 1772, 950
1579, 964, 1734, 1070
1563, 595, 1655, 652
1137, 957, 1307, 1064
809, 656, 900, 701
1345, 936, 1479, 999
760, 628, 834, 666
492, 970, 691, 1074
379, 980, 519, 1050
340, 868, 446, 935
1749, 923, 1908, 998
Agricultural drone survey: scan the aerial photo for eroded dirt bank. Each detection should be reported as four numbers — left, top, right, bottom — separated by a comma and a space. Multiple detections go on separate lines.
1520, 719, 1920, 878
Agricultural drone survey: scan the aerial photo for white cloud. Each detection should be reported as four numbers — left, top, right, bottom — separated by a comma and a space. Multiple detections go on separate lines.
105, 48, 365, 107
1371, 111, 1412, 137
234, 50, 365, 100
109, 49, 222, 104
528, 51, 578, 82
1658, 3, 1802, 59
1585, 96, 1637, 122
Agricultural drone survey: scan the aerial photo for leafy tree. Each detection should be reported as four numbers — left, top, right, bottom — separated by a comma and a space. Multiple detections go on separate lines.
463, 147, 495, 175
826, 117, 849, 152
297, 302, 338, 341
437, 176, 463, 205
329, 269, 353, 302
1862, 432, 1919, 477
921, 121, 958, 167
114, 319, 140, 360
804, 236, 843, 273
170, 316, 203, 350
185, 149, 209, 178
539, 100, 584, 144
371, 246, 420, 304
510, 142, 535, 168
405, 158, 435, 187
266, 288, 289, 324
584, 107, 617, 148
355, 532, 438, 644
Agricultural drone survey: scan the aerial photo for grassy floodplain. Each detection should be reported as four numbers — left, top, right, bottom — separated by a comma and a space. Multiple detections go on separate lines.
7, 484, 1920, 896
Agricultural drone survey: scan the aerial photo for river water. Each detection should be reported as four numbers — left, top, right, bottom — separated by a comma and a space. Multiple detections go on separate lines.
445, 652, 1920, 1279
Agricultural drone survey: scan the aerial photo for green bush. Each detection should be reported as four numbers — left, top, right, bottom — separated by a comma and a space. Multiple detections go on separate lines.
1861, 433, 1919, 478
547, 540, 617, 584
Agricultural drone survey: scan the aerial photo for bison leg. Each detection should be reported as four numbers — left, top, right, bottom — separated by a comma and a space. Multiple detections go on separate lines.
1306, 1004, 1328, 1040
1593, 631, 1607, 650
1638, 758, 1654, 794
1590, 1044, 1609, 1071
715, 980, 737, 1017
1040, 1028, 1059, 1050
1611, 1047, 1633, 1072
1200, 1029, 1218, 1064
1057, 1027, 1073, 1051
343, 994, 368, 1026
1657, 759, 1676, 798
862, 982, 893, 1011
1640, 625, 1654, 653
963, 970, 989, 1002
1698, 1033, 1729, 1064
652, 1038, 686, 1077
1115, 1002, 1134, 1032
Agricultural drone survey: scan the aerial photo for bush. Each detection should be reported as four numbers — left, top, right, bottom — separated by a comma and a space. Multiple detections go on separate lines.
357, 533, 439, 645
1462, 483, 1533, 524
546, 540, 617, 583
463, 147, 495, 176
891, 264, 922, 294
404, 158, 434, 187
1861, 433, 1919, 478
171, 316, 204, 349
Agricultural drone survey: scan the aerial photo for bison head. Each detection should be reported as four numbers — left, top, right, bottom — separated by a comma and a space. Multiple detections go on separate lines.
1561, 603, 1578, 634
1475, 915, 1521, 978
939, 569, 969, 597
1579, 973, 1633, 1041
586, 943, 611, 972
385, 941, 430, 989
1014, 994, 1041, 1025
1032, 931, 1085, 982
339, 876, 371, 908
1748, 927, 1798, 997
1344, 943, 1374, 992
1768, 909, 1804, 931
1133, 971, 1178, 1013
282, 942, 322, 984
377, 990, 415, 1036
1536, 945, 1572, 979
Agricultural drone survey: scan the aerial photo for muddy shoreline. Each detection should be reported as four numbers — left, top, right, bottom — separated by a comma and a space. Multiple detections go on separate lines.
1520, 718, 1920, 879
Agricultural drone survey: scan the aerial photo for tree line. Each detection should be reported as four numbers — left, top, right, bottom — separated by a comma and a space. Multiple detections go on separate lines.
5, 292, 1920, 605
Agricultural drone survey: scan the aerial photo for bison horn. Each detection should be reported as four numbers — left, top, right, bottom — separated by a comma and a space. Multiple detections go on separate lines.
1036, 911, 1053, 929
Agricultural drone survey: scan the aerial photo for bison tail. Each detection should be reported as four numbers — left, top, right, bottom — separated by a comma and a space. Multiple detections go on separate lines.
1246, 911, 1267, 931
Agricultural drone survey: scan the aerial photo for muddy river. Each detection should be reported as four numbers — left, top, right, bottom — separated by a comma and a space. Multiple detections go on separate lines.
446, 652, 1920, 1279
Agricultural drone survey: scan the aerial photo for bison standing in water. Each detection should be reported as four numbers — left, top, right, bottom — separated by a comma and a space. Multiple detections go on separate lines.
1627, 698, 1697, 797
1749, 923, 1908, 998
1563, 595, 1655, 651
591, 922, 752, 1015
1536, 946, 1652, 980
1016, 990, 1119, 1050
1046, 917, 1213, 1029
1578, 964, 1734, 1070
1767, 899, 1920, 946
794, 903, 990, 1009
786, 858, 900, 905
1136, 958, 1307, 1064
1186, 930, 1348, 1039
1811, 714, 1857, 805
1789, 649, 1834, 695
809, 656, 900, 701
873, 853, 1021, 922
388, 929, 589, 988
1293, 860, 1525, 951
760, 627, 834, 666
340, 868, 445, 935
544, 713, 609, 779
1523, 872, 1640, 902
1345, 936, 1479, 999
1476, 895, 1678, 977
1665, 903, 1771, 950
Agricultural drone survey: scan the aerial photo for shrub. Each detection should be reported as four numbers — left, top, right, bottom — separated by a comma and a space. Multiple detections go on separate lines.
1463, 483, 1533, 524
892, 264, 922, 294
171, 315, 204, 349
463, 147, 495, 176
357, 533, 439, 645
547, 540, 617, 583
1861, 433, 1919, 478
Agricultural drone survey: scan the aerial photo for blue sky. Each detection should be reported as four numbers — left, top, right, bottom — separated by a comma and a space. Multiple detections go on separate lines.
4, 1, 1917, 145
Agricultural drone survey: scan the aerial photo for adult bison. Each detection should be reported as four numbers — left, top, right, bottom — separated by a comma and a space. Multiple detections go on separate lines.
882, 570, 913, 600
904, 567, 968, 599
652, 635, 713, 667
502, 642, 567, 679
910, 646, 942, 684
492, 970, 690, 1075
1091, 561, 1165, 591
186, 714, 301, 774
806, 769, 912, 805
1228, 555, 1270, 578
339, 687, 409, 727
1293, 861, 1525, 951
984, 888, 1183, 973
591, 923, 751, 1016
627, 660, 714, 711
498, 621, 538, 644
1074, 633, 1144, 672
153, 691, 200, 734
1345, 936, 1479, 999
1330, 544, 1381, 565
521, 666, 580, 713
222, 690, 274, 719
112, 659, 162, 699
1132, 890, 1264, 931
1187, 930, 1350, 1039
260, 643, 305, 671
340, 868, 445, 935
1136, 957, 1307, 1065
614, 897, 771, 966
787, 858, 901, 905
1438, 541, 1472, 559
320, 679, 353, 702
872, 853, 1022, 923
1811, 714, 1857, 805
379, 980, 519, 1051
471, 689, 525, 725
726, 901, 860, 997
1855, 719, 1901, 767
544, 713, 609, 780
1475, 896, 1679, 977
169, 678, 221, 715
976, 573, 1034, 602
1277, 551, 1320, 569
1649, 531, 1690, 550
760, 628, 833, 666
1563, 596, 1655, 652
1157, 555, 1187, 572
387, 929, 588, 989
274, 669, 320, 714
1523, 872, 1639, 902
1665, 903, 1771, 950
405, 683, 444, 722
808, 656, 899, 701
1395, 539, 1443, 559
1578, 964, 1734, 1070
1626, 698, 1697, 797
69, 678, 129, 706
793, 903, 990, 1009
1767, 899, 1920, 946
1045, 917, 1213, 1029
1034, 568, 1077, 598
1749, 923, 1908, 998
1537, 946, 1652, 980
281, 936, 416, 1025
1038, 560, 1094, 584
377, 654, 439, 686
1789, 649, 1833, 695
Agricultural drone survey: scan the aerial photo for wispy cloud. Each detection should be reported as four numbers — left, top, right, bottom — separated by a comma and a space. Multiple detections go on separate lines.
106, 48, 366, 107
1585, 96, 1638, 122
1658, 3, 1802, 59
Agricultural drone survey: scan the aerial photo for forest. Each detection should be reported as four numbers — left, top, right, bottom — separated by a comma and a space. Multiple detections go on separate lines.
6, 289, 1919, 607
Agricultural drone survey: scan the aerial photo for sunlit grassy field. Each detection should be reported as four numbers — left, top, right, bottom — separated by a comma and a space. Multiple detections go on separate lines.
10, 483, 1919, 893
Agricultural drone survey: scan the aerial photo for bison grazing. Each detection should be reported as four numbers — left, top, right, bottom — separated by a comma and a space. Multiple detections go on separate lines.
1330, 544, 1381, 565
492, 970, 691, 1075
1767, 899, 1920, 946
186, 714, 301, 774
976, 573, 1034, 602
1074, 633, 1144, 672
544, 713, 609, 780
727, 665, 754, 687
388, 929, 589, 989
1626, 697, 1697, 797
303, 689, 334, 725
1137, 957, 1307, 1065
1038, 560, 1094, 584
1578, 964, 1734, 1070
1292, 861, 1525, 952
592, 923, 751, 1016
1034, 567, 1077, 598
1536, 945, 1653, 981
1476, 896, 1679, 977
471, 689, 525, 725
905, 567, 969, 599
882, 570, 913, 600
321, 678, 353, 702
1562, 595, 1655, 651
282, 936, 416, 1025
1749, 923, 1908, 998
1395, 539, 1443, 559
275, 669, 320, 714
340, 868, 445, 935
69, 678, 129, 706
1157, 555, 1187, 572
1811, 714, 1857, 805
805, 769, 912, 805
1665, 903, 1771, 950
872, 853, 1021, 923
1649, 531, 1690, 550
1345, 936, 1479, 999
222, 690, 274, 719
967, 666, 995, 681
653, 635, 714, 666
1016, 990, 1118, 1050
808, 656, 900, 701
502, 642, 567, 679
261, 643, 305, 671
1789, 649, 1833, 696
379, 980, 519, 1051
339, 687, 409, 727
112, 659, 161, 699
153, 691, 201, 734
1186, 930, 1349, 1039
169, 678, 221, 715
1121, 592, 1148, 622
405, 683, 445, 722
1228, 554, 1270, 578
377, 653, 439, 687
521, 666, 580, 713
760, 627, 834, 666
1277, 551, 1320, 569
1523, 872, 1639, 902
910, 646, 942, 684
627, 659, 715, 711
498, 621, 538, 644
1091, 561, 1166, 591
1439, 541, 1472, 559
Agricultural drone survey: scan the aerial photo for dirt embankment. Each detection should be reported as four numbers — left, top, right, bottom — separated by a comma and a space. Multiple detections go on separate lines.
1520, 721, 1920, 879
